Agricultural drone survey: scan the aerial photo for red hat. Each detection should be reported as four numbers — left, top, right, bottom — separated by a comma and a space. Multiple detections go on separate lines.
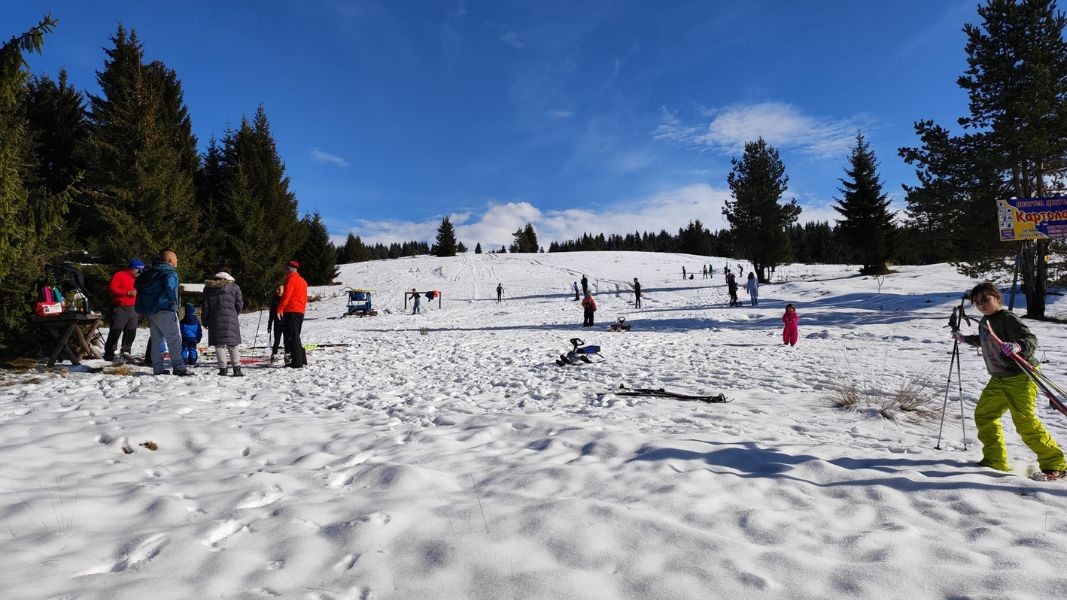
287, 260, 300, 268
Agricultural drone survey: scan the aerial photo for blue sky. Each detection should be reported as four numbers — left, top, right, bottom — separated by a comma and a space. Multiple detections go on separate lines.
7, 0, 979, 249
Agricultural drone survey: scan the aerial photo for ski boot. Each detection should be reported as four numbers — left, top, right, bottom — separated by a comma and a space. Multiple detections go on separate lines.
232, 366, 244, 377
218, 366, 229, 376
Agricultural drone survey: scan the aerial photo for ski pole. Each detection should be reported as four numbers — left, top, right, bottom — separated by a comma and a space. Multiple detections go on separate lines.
252, 297, 265, 352
935, 338, 957, 450
985, 322, 1067, 418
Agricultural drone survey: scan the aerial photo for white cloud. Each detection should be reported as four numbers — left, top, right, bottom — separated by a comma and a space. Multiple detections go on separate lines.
656, 102, 875, 159
546, 110, 574, 119
335, 184, 734, 250
502, 31, 524, 49
311, 148, 350, 167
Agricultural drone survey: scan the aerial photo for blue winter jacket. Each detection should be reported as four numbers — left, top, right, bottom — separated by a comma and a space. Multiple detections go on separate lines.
134, 262, 179, 315
180, 304, 203, 345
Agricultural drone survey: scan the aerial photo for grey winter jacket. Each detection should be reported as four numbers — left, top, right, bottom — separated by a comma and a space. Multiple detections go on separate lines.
202, 278, 244, 346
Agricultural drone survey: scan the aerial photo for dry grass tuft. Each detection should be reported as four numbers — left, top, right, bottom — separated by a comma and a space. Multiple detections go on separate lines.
104, 365, 134, 377
2, 358, 40, 372
828, 364, 942, 422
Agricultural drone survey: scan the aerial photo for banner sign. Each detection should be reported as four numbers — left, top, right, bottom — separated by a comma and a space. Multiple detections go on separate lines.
998, 196, 1067, 241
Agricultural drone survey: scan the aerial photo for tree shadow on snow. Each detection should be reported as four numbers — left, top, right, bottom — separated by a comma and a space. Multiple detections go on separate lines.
627, 440, 1063, 496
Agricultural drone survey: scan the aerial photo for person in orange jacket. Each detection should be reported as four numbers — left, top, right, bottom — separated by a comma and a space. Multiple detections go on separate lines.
581, 292, 597, 327
277, 260, 309, 368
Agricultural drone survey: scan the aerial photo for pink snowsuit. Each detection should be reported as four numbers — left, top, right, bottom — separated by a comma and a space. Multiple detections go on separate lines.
782, 309, 799, 346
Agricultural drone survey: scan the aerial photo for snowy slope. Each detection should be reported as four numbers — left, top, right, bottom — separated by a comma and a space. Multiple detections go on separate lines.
2, 252, 1066, 600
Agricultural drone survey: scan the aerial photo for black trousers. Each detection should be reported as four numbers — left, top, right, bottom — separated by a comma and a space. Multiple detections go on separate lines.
270, 325, 284, 355
583, 308, 595, 327
283, 312, 307, 367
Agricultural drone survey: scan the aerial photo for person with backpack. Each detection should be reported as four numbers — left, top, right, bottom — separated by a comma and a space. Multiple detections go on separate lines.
278, 260, 308, 368
179, 302, 202, 366
633, 277, 642, 309
955, 282, 1065, 480
135, 250, 190, 376
745, 272, 759, 306
581, 292, 597, 327
267, 284, 284, 365
103, 258, 143, 362
203, 271, 245, 376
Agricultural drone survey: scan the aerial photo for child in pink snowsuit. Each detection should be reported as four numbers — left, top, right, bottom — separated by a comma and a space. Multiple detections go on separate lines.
782, 303, 799, 346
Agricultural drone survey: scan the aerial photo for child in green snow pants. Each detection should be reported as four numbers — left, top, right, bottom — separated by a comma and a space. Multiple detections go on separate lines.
973, 372, 1065, 472
959, 282, 1065, 475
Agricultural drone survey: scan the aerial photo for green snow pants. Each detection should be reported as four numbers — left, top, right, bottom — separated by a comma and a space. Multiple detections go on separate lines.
974, 372, 1066, 472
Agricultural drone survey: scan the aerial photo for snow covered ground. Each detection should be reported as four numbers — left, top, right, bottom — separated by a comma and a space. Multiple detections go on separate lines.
2, 252, 1067, 599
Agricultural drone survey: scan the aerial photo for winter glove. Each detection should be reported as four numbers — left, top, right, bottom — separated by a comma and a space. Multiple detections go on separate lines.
952, 331, 966, 343
1000, 341, 1021, 356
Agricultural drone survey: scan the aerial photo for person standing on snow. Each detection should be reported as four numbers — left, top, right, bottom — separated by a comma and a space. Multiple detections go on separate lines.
179, 302, 202, 366
580, 274, 589, 296
572, 281, 580, 301
496, 283, 504, 303
581, 292, 597, 327
633, 277, 642, 309
203, 271, 245, 376
103, 258, 143, 362
782, 303, 799, 346
411, 288, 421, 314
682, 266, 686, 280
278, 260, 308, 368
726, 272, 739, 307
746, 272, 759, 306
267, 284, 284, 365
135, 250, 190, 376
955, 282, 1065, 480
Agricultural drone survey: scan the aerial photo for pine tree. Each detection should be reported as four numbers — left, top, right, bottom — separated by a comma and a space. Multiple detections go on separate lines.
0, 15, 67, 354
509, 223, 539, 253
82, 27, 201, 269
295, 212, 339, 285
474, 242, 482, 254
210, 108, 304, 306
457, 241, 467, 253
900, 0, 1067, 318
337, 232, 371, 264
724, 138, 801, 282
434, 217, 457, 256
834, 133, 897, 274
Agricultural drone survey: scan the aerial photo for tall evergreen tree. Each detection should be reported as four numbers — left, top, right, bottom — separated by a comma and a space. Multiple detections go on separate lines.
211, 107, 304, 305
83, 26, 201, 268
724, 137, 801, 282
474, 242, 482, 254
901, 0, 1067, 318
834, 133, 897, 274
337, 232, 371, 264
434, 217, 457, 256
0, 15, 68, 354
295, 212, 339, 285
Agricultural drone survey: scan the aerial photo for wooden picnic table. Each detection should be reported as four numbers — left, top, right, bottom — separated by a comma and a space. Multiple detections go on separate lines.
31, 312, 103, 367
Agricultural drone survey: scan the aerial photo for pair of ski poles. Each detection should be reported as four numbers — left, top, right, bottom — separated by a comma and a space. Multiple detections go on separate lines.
984, 322, 1067, 418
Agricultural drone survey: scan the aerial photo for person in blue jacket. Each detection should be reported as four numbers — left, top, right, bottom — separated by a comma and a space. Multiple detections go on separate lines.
135, 250, 190, 376
179, 302, 203, 365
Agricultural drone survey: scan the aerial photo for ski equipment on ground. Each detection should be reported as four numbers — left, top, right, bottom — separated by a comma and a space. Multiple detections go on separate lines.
608, 317, 631, 332
556, 338, 602, 366
609, 384, 729, 403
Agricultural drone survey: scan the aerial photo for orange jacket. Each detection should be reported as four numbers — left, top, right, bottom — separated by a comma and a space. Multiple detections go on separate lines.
278, 271, 308, 315
581, 295, 597, 311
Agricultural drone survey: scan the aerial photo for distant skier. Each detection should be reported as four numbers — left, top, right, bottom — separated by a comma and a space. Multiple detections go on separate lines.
580, 274, 589, 296
633, 277, 642, 309
702, 265, 708, 279
496, 283, 503, 303
782, 303, 799, 346
955, 282, 1065, 480
572, 281, 580, 301
682, 266, 686, 280
412, 288, 421, 314
581, 292, 597, 327
745, 272, 759, 306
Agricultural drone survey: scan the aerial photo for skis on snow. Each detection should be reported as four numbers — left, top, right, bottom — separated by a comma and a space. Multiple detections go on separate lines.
608, 384, 730, 403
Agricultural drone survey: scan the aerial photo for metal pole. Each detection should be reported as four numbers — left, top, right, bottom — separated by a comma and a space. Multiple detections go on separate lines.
935, 339, 958, 450
956, 339, 968, 450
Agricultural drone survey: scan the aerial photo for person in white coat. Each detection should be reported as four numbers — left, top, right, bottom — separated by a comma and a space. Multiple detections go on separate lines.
745, 272, 759, 306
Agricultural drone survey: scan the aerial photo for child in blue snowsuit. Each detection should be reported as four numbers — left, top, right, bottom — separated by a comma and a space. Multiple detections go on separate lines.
179, 302, 203, 365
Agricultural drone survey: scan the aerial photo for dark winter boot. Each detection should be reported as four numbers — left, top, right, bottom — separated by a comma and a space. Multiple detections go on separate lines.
218, 367, 229, 376
232, 366, 244, 377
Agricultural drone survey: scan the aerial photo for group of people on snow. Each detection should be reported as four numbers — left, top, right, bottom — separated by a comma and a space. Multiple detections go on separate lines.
103, 251, 309, 376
